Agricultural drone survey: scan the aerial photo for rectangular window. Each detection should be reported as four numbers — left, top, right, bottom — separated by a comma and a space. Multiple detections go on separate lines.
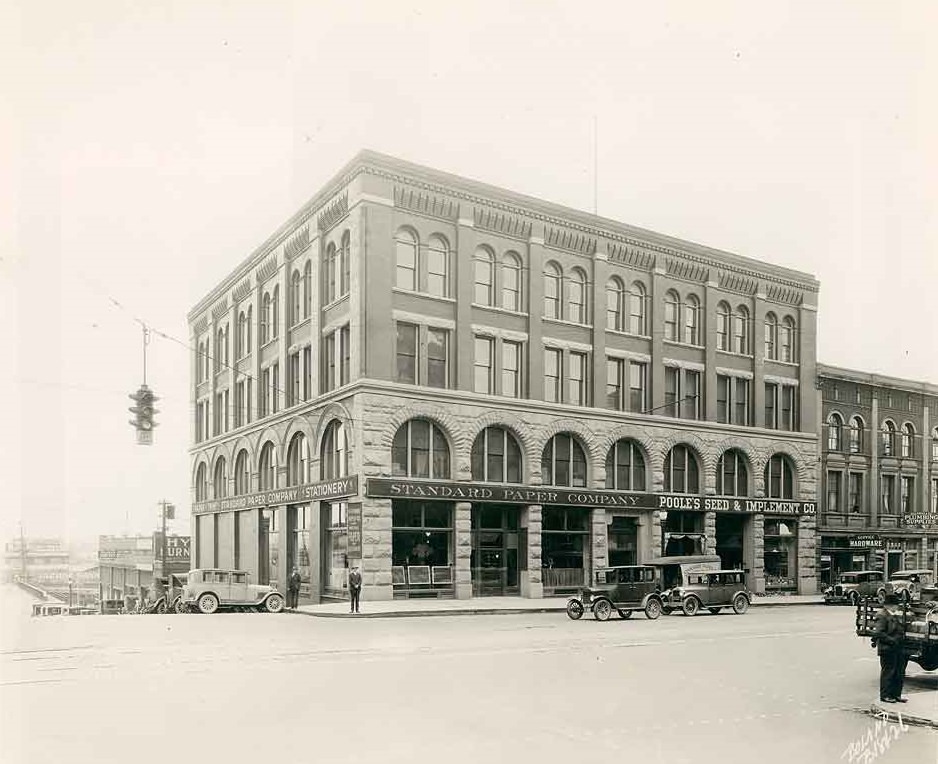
765, 382, 778, 429
569, 351, 587, 406
271, 362, 279, 414
734, 378, 750, 426
303, 346, 312, 401
234, 382, 243, 428
322, 332, 336, 393
684, 370, 701, 420
665, 367, 679, 418
606, 358, 624, 410
901, 476, 914, 514
716, 375, 730, 424
780, 385, 797, 431
881, 474, 895, 514
289, 351, 300, 407
396, 323, 418, 384
426, 328, 448, 389
473, 336, 494, 394
629, 361, 647, 414
545, 348, 562, 403
502, 341, 522, 398
260, 368, 270, 418
223, 389, 229, 433
932, 478, 938, 513
664, 301, 678, 342
246, 378, 252, 424
848, 472, 863, 514
827, 471, 842, 514
339, 325, 350, 386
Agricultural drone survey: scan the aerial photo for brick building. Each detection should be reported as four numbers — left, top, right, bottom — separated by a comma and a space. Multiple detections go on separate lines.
817, 365, 938, 586
188, 151, 820, 603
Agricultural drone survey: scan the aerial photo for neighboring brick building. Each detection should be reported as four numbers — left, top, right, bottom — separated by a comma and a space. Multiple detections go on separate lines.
817, 365, 938, 586
188, 150, 821, 603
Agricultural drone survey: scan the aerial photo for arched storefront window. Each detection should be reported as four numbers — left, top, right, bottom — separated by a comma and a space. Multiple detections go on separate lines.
321, 421, 349, 479
765, 454, 795, 499
234, 450, 250, 495
213, 457, 227, 499
604, 439, 645, 491
392, 419, 450, 479
716, 449, 749, 496
287, 433, 308, 485
664, 445, 699, 494
541, 433, 587, 487
471, 427, 522, 483
258, 442, 276, 491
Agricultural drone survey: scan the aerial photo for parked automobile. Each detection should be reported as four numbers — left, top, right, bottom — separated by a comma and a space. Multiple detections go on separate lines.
888, 569, 935, 603
823, 570, 887, 605
662, 569, 751, 616
566, 564, 664, 621
647, 554, 723, 591
180, 569, 285, 614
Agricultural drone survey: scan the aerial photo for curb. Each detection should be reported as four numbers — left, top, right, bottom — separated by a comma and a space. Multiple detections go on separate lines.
862, 703, 938, 731
287, 599, 825, 619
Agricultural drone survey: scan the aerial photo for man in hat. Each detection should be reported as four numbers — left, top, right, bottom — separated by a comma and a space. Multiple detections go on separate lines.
287, 567, 302, 610
348, 566, 362, 614
871, 591, 908, 703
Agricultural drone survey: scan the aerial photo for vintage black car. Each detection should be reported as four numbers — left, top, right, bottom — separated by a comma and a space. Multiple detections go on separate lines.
662, 569, 751, 616
823, 570, 887, 605
566, 565, 664, 621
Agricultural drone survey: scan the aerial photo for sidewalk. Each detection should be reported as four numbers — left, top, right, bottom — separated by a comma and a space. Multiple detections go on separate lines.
291, 593, 825, 619
866, 670, 938, 729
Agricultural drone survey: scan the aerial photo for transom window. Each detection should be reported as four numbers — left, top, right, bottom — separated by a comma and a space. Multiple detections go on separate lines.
716, 449, 749, 496
471, 427, 522, 483
541, 433, 587, 487
664, 445, 699, 494
392, 420, 450, 479
604, 439, 645, 491
765, 454, 795, 499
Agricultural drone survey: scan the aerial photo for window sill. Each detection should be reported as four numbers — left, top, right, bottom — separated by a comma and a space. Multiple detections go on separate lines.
606, 328, 652, 341
471, 303, 528, 318
716, 348, 754, 360
392, 287, 456, 304
663, 339, 705, 351
543, 317, 592, 329
322, 293, 351, 311
765, 358, 800, 368
289, 317, 312, 331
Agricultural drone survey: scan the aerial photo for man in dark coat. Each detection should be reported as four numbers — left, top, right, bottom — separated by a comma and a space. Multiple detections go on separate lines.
348, 566, 362, 614
287, 567, 302, 610
871, 592, 908, 703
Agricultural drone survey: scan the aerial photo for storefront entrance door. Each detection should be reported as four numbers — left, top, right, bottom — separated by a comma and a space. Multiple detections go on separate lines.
471, 505, 519, 597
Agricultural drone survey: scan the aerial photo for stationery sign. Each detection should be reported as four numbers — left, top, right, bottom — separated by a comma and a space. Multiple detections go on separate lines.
193, 475, 358, 515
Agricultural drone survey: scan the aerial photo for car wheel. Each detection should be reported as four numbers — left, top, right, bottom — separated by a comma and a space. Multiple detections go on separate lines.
156, 600, 167, 614
173, 599, 186, 614
197, 593, 219, 615
876, 588, 887, 605
264, 594, 285, 613
593, 599, 613, 621
708, 607, 722, 615
618, 609, 633, 620
682, 597, 700, 617
732, 594, 750, 615
644, 598, 662, 620
566, 599, 584, 620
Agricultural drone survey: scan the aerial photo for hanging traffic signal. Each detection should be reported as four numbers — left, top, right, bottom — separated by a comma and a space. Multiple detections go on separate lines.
129, 384, 159, 445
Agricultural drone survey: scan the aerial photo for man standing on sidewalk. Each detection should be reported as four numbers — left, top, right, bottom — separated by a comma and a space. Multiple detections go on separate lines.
872, 592, 908, 703
348, 566, 362, 614
287, 567, 302, 610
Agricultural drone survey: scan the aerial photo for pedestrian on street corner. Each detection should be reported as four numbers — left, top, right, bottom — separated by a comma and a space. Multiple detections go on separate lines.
871, 591, 909, 704
348, 566, 362, 614
287, 567, 302, 610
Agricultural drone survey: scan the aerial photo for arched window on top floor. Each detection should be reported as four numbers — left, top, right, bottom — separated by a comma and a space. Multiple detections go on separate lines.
932, 427, 938, 462
684, 294, 701, 346
779, 316, 795, 363
568, 268, 588, 324
474, 246, 494, 306
663, 290, 680, 342
881, 420, 896, 457
303, 261, 312, 319
901, 423, 915, 458
606, 277, 625, 332
716, 301, 731, 351
541, 433, 587, 487
628, 281, 647, 336
291, 269, 302, 326
544, 262, 562, 320
849, 416, 864, 454
323, 242, 337, 305
395, 228, 418, 291
340, 230, 350, 297
764, 312, 778, 360
261, 292, 272, 345
271, 285, 279, 339
827, 413, 843, 452
427, 235, 449, 298
501, 252, 522, 311
471, 427, 522, 483
733, 305, 750, 355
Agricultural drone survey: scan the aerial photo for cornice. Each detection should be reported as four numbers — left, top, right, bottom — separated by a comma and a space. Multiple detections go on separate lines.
818, 364, 938, 396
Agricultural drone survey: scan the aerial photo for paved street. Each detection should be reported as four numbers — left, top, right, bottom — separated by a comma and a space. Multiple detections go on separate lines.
2, 586, 935, 764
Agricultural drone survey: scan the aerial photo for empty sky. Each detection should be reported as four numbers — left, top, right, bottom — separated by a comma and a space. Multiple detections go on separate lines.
2, 1, 936, 543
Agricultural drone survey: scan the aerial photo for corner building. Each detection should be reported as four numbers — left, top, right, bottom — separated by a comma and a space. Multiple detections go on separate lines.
188, 151, 820, 603
817, 366, 938, 585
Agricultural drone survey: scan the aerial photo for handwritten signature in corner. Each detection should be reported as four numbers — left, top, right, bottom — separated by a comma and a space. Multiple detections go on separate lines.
840, 711, 910, 764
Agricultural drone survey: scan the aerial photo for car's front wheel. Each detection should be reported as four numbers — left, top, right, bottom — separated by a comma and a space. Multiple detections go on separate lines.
264, 594, 285, 613
645, 598, 662, 620
173, 598, 186, 614
682, 597, 700, 617
197, 593, 219, 615
593, 599, 613, 621
876, 589, 886, 605
732, 594, 750, 615
566, 599, 584, 620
